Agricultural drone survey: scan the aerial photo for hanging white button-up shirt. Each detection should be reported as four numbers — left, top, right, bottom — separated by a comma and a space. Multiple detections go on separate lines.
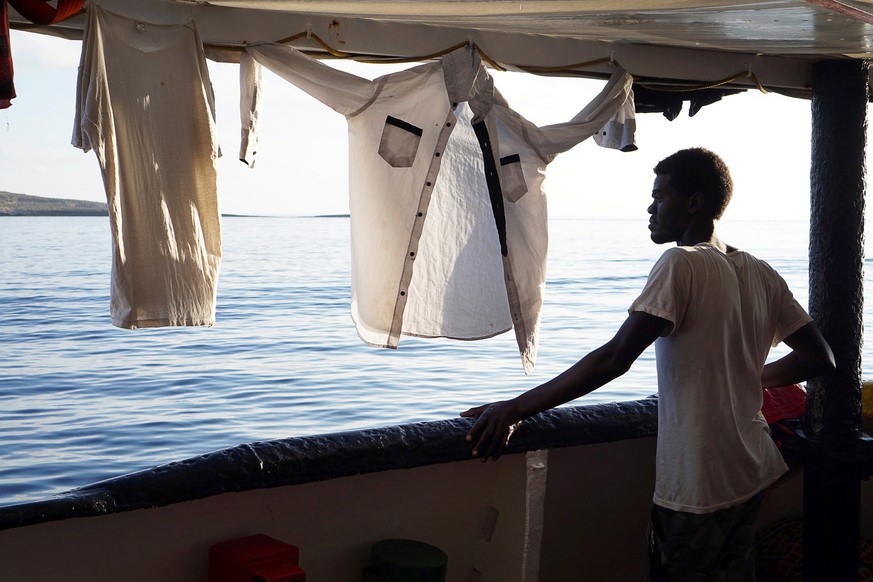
241, 45, 634, 372
73, 5, 222, 329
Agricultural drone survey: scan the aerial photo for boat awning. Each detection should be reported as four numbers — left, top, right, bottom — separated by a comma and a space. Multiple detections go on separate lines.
9, 0, 873, 92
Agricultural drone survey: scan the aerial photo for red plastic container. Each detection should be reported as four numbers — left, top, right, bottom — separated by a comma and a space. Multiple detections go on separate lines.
208, 534, 305, 582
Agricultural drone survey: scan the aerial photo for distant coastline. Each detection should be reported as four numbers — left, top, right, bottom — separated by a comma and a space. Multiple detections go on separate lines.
0, 193, 352, 218
0, 192, 107, 216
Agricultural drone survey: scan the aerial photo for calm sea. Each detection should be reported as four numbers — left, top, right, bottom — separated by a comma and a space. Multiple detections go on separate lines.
0, 216, 864, 506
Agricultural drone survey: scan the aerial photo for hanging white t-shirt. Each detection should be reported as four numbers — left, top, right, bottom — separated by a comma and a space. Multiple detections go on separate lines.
630, 243, 811, 513
241, 44, 635, 372
73, 5, 221, 329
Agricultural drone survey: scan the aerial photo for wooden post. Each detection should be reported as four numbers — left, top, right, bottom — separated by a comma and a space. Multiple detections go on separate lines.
805, 59, 868, 581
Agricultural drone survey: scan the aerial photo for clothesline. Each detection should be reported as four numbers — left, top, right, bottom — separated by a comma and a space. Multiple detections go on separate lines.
252, 29, 770, 95
638, 70, 769, 94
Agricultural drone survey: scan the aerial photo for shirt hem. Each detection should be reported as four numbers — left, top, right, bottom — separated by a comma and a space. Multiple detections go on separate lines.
113, 317, 216, 329
402, 327, 513, 341
652, 465, 788, 515
354, 325, 514, 348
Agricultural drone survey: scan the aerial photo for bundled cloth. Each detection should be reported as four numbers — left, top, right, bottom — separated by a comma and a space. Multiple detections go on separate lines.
3, 0, 86, 108
762, 383, 807, 468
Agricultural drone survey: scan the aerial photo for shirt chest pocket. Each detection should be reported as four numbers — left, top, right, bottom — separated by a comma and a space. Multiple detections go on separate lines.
378, 115, 423, 168
500, 154, 528, 202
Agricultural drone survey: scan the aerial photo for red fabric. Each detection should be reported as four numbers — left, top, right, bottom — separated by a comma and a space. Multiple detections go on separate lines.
8, 0, 84, 25
762, 383, 806, 424
2, 0, 84, 109
1, 0, 13, 109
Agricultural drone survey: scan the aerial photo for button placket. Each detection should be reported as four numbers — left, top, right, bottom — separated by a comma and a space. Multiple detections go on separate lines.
472, 117, 530, 370
387, 108, 458, 347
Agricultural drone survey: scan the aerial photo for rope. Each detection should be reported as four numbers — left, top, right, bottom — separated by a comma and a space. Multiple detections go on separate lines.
274, 31, 469, 64
476, 47, 505, 72
517, 56, 612, 74
274, 31, 357, 58
639, 71, 769, 94
355, 42, 471, 65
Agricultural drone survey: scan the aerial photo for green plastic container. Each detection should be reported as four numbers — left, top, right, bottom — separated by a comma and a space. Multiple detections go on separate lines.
361, 539, 448, 582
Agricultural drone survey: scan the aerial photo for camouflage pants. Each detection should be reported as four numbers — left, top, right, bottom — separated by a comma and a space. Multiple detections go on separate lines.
647, 491, 766, 582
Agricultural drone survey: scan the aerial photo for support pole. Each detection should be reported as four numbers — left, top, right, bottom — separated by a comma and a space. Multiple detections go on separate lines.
805, 59, 868, 581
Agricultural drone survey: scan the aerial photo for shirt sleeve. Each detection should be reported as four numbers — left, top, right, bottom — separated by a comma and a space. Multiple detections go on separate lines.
629, 249, 691, 336
771, 276, 813, 347
531, 66, 636, 160
239, 50, 262, 166
240, 44, 377, 168
245, 44, 377, 116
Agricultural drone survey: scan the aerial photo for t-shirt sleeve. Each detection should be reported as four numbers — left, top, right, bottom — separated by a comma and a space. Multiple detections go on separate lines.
772, 277, 812, 347
629, 249, 690, 336
72, 5, 100, 156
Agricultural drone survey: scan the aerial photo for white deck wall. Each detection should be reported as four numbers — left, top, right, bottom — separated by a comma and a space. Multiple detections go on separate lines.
3, 436, 871, 581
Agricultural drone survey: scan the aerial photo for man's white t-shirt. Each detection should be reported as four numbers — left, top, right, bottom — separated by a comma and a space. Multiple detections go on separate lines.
630, 243, 811, 514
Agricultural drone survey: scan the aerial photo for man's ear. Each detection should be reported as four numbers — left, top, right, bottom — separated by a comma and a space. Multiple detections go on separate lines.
688, 191, 705, 214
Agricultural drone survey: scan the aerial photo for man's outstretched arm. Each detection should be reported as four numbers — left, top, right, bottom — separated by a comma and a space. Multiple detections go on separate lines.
761, 322, 835, 389
460, 311, 669, 461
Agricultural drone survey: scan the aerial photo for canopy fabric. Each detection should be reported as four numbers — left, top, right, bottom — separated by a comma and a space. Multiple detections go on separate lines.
8, 0, 873, 90
183, 0, 873, 57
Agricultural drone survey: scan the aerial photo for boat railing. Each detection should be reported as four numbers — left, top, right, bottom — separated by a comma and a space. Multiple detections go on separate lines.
0, 397, 658, 531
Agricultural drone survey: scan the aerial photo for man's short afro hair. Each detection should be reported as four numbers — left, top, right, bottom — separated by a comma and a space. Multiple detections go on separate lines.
654, 148, 733, 220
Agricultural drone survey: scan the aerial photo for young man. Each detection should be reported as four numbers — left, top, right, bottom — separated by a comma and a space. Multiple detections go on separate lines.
461, 148, 835, 580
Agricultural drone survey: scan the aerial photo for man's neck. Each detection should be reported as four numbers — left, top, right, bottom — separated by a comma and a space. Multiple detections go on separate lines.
676, 222, 732, 252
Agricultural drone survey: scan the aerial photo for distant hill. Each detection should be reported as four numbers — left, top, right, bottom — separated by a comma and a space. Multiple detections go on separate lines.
0, 192, 108, 216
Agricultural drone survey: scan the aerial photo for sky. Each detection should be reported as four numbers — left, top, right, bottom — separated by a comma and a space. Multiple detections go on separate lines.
0, 29, 851, 223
